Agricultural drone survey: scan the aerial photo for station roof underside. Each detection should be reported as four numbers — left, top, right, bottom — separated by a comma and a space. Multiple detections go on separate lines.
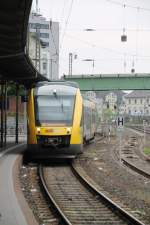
0, 0, 47, 87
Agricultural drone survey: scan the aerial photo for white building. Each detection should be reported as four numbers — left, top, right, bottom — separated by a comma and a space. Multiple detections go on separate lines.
40, 45, 50, 77
96, 90, 125, 112
28, 33, 42, 70
29, 12, 59, 80
105, 92, 117, 111
123, 91, 150, 116
85, 91, 96, 100
28, 33, 50, 78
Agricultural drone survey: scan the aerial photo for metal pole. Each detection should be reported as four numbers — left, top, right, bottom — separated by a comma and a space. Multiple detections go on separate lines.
69, 53, 73, 75
50, 58, 52, 79
39, 38, 41, 73
0, 83, 4, 148
119, 131, 122, 163
15, 83, 19, 144
27, 24, 30, 54
144, 125, 145, 146
4, 81, 7, 146
92, 60, 95, 74
35, 25, 40, 72
36, 0, 38, 14
143, 120, 146, 146
23, 88, 27, 136
35, 26, 38, 70
24, 102, 26, 135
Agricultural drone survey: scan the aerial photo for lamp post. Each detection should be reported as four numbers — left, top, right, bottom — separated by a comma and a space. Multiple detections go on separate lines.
50, 58, 57, 80
84, 28, 96, 31
68, 53, 77, 76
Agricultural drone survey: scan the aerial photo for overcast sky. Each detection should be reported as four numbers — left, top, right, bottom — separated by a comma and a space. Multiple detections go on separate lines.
32, 0, 150, 77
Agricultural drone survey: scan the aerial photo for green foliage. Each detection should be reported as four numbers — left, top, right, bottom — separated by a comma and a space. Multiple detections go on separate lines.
102, 108, 116, 122
7, 84, 16, 95
144, 147, 150, 155
7, 84, 26, 96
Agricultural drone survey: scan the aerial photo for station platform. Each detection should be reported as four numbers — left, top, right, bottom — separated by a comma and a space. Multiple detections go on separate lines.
0, 142, 37, 225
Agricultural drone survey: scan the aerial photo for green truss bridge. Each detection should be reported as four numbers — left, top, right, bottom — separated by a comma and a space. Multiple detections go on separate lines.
63, 73, 150, 91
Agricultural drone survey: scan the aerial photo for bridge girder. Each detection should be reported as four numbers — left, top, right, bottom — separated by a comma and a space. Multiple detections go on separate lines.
63, 74, 150, 91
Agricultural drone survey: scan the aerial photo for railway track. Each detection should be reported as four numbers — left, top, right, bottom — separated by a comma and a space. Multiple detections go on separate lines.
118, 134, 150, 179
20, 164, 63, 225
39, 162, 144, 225
128, 125, 150, 134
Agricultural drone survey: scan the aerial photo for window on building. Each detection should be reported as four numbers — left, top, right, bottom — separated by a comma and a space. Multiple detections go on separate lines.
29, 23, 36, 29
42, 54, 47, 59
135, 99, 137, 104
40, 33, 49, 38
147, 99, 149, 104
129, 99, 131, 104
43, 62, 47, 70
40, 24, 49, 29
30, 23, 40, 29
129, 109, 131, 114
140, 99, 143, 104
42, 42, 49, 47
29, 23, 49, 30
146, 110, 149, 114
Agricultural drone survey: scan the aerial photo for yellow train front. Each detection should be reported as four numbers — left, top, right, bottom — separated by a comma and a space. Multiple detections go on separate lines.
27, 81, 96, 158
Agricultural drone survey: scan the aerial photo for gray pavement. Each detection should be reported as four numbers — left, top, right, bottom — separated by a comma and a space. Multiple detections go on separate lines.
0, 144, 28, 225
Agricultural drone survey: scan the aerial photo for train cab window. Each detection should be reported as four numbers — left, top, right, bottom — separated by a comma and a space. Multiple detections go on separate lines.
34, 95, 75, 126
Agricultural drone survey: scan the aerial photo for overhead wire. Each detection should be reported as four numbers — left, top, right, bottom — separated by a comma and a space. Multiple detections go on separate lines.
64, 33, 150, 58
63, 33, 121, 54
132, 6, 140, 73
105, 0, 150, 12
60, 0, 68, 24
59, 0, 70, 40
60, 0, 74, 51
48, 0, 55, 20
65, 28, 150, 32
48, 0, 70, 58
58, 0, 150, 74
66, 34, 150, 58
135, 7, 140, 61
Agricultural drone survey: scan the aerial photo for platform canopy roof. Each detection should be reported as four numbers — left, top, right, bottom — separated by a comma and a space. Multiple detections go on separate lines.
0, 0, 47, 87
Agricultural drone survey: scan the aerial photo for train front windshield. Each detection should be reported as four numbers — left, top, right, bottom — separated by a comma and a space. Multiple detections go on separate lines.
34, 95, 75, 126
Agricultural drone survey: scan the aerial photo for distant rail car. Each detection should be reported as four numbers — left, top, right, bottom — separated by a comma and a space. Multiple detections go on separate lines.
27, 81, 96, 158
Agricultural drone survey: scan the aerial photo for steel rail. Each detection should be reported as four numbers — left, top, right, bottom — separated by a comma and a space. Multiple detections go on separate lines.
71, 162, 145, 225
39, 165, 72, 225
39, 163, 145, 225
121, 158, 150, 179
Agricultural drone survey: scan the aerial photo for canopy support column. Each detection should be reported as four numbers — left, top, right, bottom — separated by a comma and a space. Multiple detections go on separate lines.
0, 83, 4, 148
4, 81, 7, 146
15, 83, 19, 144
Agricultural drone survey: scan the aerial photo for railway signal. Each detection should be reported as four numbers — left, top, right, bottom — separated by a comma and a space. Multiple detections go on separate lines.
117, 116, 124, 164
117, 116, 124, 128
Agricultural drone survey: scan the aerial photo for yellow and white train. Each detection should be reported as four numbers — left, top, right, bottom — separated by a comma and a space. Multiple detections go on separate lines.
27, 81, 96, 158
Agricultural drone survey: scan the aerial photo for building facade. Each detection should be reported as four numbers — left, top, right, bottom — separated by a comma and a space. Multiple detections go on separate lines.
29, 12, 59, 80
105, 92, 117, 111
123, 91, 150, 116
96, 90, 125, 112
28, 33, 50, 77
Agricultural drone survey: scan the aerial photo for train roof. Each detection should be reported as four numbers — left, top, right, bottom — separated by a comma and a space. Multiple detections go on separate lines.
34, 81, 79, 96
35, 81, 79, 89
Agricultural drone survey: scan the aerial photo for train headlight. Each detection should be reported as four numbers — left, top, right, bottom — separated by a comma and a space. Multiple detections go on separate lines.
37, 127, 41, 134
66, 128, 71, 134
